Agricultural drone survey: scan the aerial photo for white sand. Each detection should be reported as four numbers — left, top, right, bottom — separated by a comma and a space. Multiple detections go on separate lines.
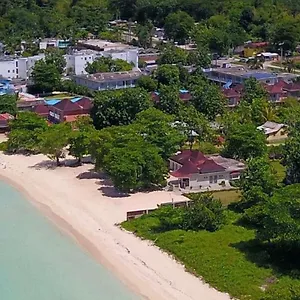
0, 152, 230, 300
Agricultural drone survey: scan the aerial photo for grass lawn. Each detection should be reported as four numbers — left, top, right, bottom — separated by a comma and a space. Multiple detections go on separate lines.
122, 211, 300, 300
44, 93, 73, 100
270, 160, 286, 183
186, 189, 241, 206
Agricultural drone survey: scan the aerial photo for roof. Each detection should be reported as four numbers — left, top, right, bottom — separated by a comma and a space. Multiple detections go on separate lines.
222, 88, 241, 98
34, 104, 50, 115
0, 113, 14, 121
241, 72, 277, 80
75, 97, 92, 110
170, 150, 226, 178
53, 99, 81, 112
45, 99, 61, 106
257, 121, 286, 135
73, 70, 142, 83
283, 82, 300, 92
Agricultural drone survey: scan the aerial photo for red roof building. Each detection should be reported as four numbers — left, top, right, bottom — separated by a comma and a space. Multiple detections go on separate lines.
222, 88, 241, 107
34, 104, 50, 118
169, 150, 245, 189
48, 98, 92, 123
0, 113, 14, 132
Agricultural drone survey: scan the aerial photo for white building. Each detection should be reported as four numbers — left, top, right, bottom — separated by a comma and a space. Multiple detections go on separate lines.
0, 54, 45, 80
0, 57, 18, 79
73, 70, 142, 91
65, 48, 138, 75
0, 47, 138, 79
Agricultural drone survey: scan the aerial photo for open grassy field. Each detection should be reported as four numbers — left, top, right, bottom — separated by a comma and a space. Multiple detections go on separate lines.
123, 210, 300, 300
186, 189, 241, 206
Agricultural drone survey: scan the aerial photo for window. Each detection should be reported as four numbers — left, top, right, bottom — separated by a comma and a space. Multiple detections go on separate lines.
219, 175, 224, 179
8, 70, 10, 73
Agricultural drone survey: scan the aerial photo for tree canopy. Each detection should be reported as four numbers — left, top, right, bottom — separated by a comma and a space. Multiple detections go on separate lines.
85, 57, 133, 74
90, 88, 152, 130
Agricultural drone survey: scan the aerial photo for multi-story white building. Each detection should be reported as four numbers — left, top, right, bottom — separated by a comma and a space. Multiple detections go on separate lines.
0, 57, 19, 79
0, 54, 45, 80
0, 47, 138, 79
65, 48, 139, 75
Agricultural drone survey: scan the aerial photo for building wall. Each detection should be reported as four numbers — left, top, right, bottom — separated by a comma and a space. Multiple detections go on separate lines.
267, 129, 288, 142
73, 76, 138, 91
0, 60, 18, 79
188, 171, 231, 189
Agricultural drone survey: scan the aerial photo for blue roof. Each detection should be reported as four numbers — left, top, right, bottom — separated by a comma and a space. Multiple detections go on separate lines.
241, 72, 277, 80
45, 99, 61, 106
71, 97, 82, 103
179, 89, 189, 94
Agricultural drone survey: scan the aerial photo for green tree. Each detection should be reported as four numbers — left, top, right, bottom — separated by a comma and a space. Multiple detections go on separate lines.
38, 123, 71, 166
284, 132, 300, 184
186, 47, 211, 68
157, 44, 187, 65
223, 123, 267, 160
85, 57, 132, 74
155, 85, 181, 115
31, 60, 61, 93
68, 116, 95, 164
133, 108, 185, 160
45, 48, 66, 74
136, 75, 157, 92
103, 136, 168, 192
156, 65, 180, 86
254, 184, 300, 247
242, 77, 267, 104
91, 88, 152, 129
0, 94, 17, 115
183, 194, 225, 232
239, 157, 277, 210
6, 111, 47, 152
164, 11, 194, 44
191, 80, 226, 121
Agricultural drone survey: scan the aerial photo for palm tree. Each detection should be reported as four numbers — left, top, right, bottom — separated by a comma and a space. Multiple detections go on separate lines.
283, 58, 295, 73
247, 56, 265, 69
262, 105, 279, 122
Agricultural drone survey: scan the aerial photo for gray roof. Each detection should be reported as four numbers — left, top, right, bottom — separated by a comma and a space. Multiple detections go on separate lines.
73, 70, 142, 83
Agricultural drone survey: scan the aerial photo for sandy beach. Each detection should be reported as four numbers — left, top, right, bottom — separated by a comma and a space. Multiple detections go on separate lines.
0, 150, 230, 300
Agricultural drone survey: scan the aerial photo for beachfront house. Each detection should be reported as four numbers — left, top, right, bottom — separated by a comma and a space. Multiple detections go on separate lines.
169, 150, 245, 190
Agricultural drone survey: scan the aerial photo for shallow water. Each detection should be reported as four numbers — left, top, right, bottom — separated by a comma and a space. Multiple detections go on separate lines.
0, 180, 138, 300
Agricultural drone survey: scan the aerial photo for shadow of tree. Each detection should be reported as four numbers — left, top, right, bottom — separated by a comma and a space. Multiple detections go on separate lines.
77, 169, 130, 198
231, 239, 300, 279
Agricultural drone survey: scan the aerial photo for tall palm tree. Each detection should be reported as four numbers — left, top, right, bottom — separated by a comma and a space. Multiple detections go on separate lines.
247, 56, 265, 69
283, 58, 296, 73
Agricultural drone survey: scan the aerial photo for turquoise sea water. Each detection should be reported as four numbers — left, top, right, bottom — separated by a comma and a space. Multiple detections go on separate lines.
0, 180, 138, 300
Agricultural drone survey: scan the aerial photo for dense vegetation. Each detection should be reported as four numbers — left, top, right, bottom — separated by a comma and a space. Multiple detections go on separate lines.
2, 0, 300, 54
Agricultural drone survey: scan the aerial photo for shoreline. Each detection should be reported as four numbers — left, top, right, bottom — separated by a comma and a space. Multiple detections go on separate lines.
0, 171, 151, 300
0, 153, 230, 300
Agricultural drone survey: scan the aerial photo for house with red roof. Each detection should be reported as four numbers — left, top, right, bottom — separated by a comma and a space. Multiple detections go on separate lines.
169, 150, 245, 189
48, 98, 92, 123
0, 113, 14, 132
222, 87, 241, 107
263, 80, 288, 103
282, 82, 300, 98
